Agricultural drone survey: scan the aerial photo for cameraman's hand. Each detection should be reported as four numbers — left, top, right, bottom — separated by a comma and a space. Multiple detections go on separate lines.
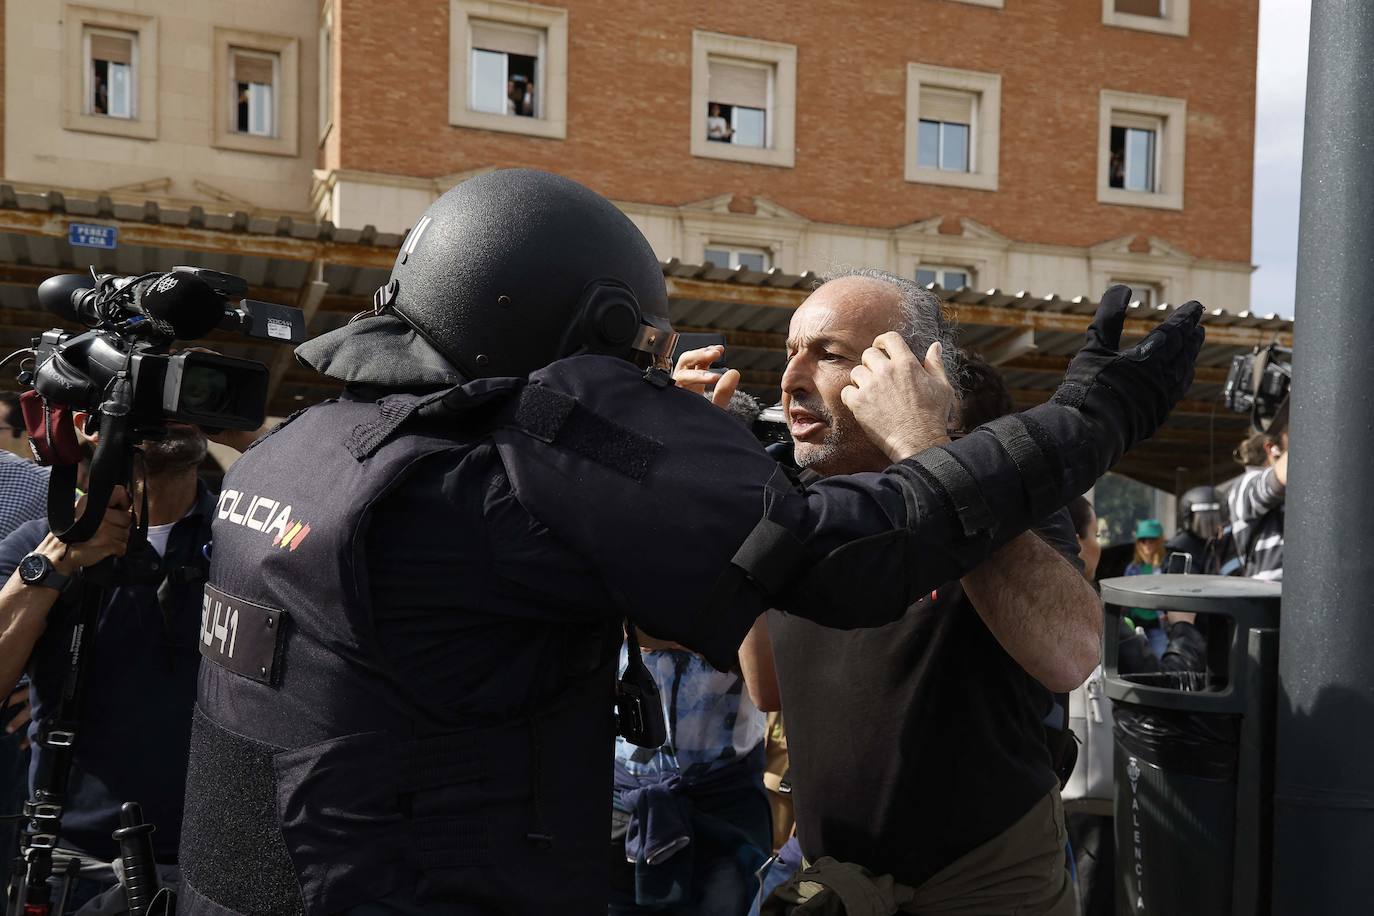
38, 486, 132, 576
4, 686, 30, 751
673, 344, 742, 409
841, 335, 954, 462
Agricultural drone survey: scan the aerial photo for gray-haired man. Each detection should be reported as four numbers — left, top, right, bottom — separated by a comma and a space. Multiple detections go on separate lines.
738, 271, 1101, 915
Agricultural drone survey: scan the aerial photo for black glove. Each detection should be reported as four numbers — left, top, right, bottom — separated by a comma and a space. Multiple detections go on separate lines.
1051, 285, 1204, 463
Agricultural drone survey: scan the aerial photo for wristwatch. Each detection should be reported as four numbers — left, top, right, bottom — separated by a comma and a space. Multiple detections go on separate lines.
18, 552, 73, 593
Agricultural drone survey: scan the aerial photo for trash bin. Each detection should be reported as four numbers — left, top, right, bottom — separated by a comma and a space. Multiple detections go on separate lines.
1100, 574, 1281, 916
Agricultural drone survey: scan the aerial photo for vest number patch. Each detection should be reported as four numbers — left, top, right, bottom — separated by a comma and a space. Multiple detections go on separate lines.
199, 584, 288, 687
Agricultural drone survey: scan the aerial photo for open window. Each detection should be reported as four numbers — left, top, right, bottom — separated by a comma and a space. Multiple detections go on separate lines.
706, 59, 771, 148
1098, 90, 1186, 210
691, 31, 796, 168
449, 0, 568, 139
212, 28, 299, 156
905, 63, 1000, 191
705, 245, 771, 272
63, 5, 158, 140
86, 29, 136, 119
233, 50, 279, 137
1103, 0, 1189, 36
469, 21, 540, 118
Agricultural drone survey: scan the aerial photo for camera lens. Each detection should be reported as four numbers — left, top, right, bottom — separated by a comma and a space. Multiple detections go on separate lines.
181, 365, 232, 414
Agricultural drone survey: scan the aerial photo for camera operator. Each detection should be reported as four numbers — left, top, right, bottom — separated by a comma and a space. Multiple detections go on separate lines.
1228, 400, 1288, 581
0, 416, 245, 911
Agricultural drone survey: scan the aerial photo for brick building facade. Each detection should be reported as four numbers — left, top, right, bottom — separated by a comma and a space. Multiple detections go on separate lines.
3, 0, 1257, 308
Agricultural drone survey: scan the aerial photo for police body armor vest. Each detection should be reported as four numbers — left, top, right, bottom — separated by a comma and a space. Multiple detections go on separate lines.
178, 357, 797, 916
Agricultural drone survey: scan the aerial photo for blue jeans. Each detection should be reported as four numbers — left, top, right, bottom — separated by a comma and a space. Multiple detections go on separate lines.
748, 836, 802, 916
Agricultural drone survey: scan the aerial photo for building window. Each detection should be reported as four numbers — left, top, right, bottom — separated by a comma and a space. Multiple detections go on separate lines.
212, 28, 300, 156
449, 1, 567, 139
1109, 120, 1158, 192
916, 89, 974, 172
469, 21, 541, 118
705, 245, 771, 272
691, 31, 796, 168
86, 29, 136, 118
706, 59, 771, 148
1111, 280, 1163, 307
916, 266, 972, 290
63, 5, 158, 140
1103, 0, 1189, 36
233, 50, 278, 137
905, 64, 1000, 191
1098, 90, 1186, 210
319, 6, 333, 141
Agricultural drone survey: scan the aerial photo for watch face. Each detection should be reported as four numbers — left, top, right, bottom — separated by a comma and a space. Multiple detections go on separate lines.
19, 554, 48, 584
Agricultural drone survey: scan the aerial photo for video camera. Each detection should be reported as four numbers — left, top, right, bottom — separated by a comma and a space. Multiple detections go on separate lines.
1222, 343, 1291, 433
8, 266, 306, 543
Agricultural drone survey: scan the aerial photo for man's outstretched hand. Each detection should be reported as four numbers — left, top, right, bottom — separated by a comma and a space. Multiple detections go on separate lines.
1053, 285, 1205, 457
841, 334, 954, 462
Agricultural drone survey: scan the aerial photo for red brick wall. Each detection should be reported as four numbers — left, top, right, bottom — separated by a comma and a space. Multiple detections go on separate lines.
335, 0, 1257, 264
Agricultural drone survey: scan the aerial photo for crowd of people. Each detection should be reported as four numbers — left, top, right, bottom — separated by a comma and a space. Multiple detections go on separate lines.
0, 170, 1236, 915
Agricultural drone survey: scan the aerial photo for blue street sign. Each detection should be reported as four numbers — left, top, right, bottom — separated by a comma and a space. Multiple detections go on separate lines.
68, 223, 118, 250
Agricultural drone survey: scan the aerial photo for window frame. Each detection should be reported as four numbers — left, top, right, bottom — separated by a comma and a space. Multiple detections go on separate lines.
905, 63, 1000, 192
691, 31, 797, 169
319, 4, 334, 143
1109, 279, 1165, 308
212, 28, 300, 157
1098, 90, 1186, 211
1102, 0, 1190, 37
62, 4, 158, 140
448, 0, 568, 140
231, 48, 281, 138
915, 265, 974, 290
704, 244, 773, 272
84, 26, 137, 120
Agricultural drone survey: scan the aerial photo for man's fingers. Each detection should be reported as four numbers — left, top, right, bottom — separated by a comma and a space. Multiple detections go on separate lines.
871, 332, 916, 363
921, 342, 948, 384
839, 384, 860, 410
674, 369, 721, 389
674, 345, 725, 373
710, 369, 741, 408
850, 364, 873, 388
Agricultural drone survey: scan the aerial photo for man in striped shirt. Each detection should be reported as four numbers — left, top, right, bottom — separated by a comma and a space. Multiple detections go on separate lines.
1228, 405, 1288, 582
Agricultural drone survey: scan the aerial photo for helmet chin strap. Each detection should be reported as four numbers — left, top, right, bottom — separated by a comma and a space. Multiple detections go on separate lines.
630, 318, 677, 371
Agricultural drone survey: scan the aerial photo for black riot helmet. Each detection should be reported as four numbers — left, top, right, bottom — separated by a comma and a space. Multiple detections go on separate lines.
297, 169, 677, 386
1179, 485, 1224, 541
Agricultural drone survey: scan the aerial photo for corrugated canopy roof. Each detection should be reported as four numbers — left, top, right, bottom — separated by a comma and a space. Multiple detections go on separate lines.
0, 186, 1287, 492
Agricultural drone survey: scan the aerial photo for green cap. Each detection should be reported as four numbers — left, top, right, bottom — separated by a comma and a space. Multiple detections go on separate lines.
1135, 519, 1164, 539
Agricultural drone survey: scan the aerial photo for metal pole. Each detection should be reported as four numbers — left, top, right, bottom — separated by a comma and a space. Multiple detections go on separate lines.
1273, 1, 1374, 911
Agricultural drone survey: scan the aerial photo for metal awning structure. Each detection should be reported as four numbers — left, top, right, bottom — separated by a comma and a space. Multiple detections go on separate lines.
0, 186, 1292, 492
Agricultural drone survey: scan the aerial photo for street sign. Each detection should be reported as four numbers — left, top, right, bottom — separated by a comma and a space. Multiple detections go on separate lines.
68, 223, 117, 250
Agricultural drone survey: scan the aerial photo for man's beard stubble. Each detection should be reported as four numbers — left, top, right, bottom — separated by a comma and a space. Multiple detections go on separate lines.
789, 393, 887, 477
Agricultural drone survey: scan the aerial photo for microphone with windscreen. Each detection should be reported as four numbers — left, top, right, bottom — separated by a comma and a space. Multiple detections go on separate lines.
137, 270, 225, 340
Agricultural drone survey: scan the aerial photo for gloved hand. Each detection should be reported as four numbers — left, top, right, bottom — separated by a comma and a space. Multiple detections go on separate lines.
1052, 285, 1204, 462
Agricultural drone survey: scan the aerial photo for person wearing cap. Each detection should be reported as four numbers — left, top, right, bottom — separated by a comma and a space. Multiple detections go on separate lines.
174, 169, 1204, 916
1124, 518, 1168, 655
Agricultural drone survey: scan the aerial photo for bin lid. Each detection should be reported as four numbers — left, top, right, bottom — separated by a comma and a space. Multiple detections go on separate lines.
1102, 574, 1281, 618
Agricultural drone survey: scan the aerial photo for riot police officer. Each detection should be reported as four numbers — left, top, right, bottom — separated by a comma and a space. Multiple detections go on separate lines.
177, 169, 1204, 915
1168, 485, 1226, 572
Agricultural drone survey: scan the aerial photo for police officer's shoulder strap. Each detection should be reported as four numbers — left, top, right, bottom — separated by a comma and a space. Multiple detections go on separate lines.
506, 383, 661, 482
345, 382, 516, 461
909, 446, 996, 540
